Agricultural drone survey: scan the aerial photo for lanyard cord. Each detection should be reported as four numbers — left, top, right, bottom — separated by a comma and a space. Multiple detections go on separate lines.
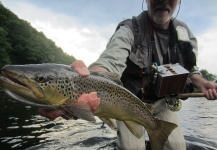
172, 0, 182, 22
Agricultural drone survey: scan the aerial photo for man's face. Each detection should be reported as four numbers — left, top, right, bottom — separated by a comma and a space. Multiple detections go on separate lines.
146, 0, 180, 26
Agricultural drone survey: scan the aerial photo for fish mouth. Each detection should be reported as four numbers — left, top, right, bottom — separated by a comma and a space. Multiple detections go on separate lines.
4, 89, 51, 108
0, 68, 50, 108
1, 70, 28, 89
0, 68, 29, 91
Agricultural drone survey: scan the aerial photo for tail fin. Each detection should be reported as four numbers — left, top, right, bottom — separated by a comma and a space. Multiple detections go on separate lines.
147, 120, 178, 150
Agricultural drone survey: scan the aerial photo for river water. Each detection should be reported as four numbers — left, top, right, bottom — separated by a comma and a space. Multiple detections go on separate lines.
0, 90, 216, 150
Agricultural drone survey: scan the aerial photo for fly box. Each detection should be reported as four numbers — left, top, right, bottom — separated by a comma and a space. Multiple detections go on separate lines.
152, 63, 189, 97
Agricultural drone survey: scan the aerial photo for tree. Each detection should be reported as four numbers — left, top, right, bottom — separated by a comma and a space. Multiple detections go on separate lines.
200, 69, 217, 82
0, 4, 76, 66
0, 27, 11, 68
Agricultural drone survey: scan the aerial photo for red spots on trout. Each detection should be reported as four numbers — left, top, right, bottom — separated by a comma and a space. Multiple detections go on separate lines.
77, 92, 100, 112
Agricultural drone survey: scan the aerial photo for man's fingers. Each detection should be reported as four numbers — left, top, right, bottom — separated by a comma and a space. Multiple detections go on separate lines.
211, 89, 217, 100
205, 89, 217, 100
38, 108, 66, 120
71, 60, 90, 76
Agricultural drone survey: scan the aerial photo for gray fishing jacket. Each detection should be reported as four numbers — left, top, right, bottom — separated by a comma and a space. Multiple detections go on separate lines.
90, 11, 200, 102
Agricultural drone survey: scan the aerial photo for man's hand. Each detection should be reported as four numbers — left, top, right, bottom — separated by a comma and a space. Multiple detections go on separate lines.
200, 81, 217, 100
70, 60, 90, 76
190, 74, 217, 100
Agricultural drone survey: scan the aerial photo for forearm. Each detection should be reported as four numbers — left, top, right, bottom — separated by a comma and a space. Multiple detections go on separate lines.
189, 73, 208, 90
190, 73, 217, 100
88, 65, 108, 72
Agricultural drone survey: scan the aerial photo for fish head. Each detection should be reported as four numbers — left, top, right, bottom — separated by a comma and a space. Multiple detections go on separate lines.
0, 64, 75, 108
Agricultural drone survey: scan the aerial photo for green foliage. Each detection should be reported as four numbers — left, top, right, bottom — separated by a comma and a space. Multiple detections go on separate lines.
0, 4, 76, 68
0, 27, 11, 67
200, 69, 217, 82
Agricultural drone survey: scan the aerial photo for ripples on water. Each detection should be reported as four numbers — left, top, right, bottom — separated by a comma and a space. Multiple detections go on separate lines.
178, 98, 217, 149
0, 90, 216, 150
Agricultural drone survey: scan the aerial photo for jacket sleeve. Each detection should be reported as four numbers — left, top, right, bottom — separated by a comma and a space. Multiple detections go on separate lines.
187, 28, 201, 76
89, 25, 134, 75
177, 20, 201, 76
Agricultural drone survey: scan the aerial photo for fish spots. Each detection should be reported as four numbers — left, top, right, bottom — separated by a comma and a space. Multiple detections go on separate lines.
50, 77, 74, 100
48, 76, 54, 81
57, 84, 61, 91
40, 82, 49, 87
69, 94, 76, 100
65, 80, 69, 84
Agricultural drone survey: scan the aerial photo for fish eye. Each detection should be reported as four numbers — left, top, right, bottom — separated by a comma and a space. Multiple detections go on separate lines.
38, 77, 45, 82
35, 74, 47, 83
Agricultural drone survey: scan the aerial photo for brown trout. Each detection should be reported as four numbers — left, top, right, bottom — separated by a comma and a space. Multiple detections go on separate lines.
0, 64, 177, 150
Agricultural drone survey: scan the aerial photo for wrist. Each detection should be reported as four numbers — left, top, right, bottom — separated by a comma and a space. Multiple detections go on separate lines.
190, 74, 208, 89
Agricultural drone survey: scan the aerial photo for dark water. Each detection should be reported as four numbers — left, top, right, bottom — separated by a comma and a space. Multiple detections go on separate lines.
0, 90, 216, 150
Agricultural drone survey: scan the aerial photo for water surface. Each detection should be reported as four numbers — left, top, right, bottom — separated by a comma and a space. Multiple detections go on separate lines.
0, 90, 216, 149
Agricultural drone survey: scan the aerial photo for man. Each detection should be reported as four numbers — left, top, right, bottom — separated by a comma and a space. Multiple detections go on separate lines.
39, 0, 217, 149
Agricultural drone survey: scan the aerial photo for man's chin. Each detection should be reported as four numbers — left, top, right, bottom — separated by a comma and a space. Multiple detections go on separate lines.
153, 16, 170, 26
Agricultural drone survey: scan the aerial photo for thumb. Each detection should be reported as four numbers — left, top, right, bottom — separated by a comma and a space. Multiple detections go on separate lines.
71, 60, 90, 76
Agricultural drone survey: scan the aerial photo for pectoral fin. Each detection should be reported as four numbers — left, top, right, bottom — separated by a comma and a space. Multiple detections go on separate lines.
64, 101, 96, 122
124, 120, 144, 139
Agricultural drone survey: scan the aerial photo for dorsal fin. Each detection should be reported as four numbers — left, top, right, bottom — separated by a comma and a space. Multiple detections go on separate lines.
90, 71, 123, 86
